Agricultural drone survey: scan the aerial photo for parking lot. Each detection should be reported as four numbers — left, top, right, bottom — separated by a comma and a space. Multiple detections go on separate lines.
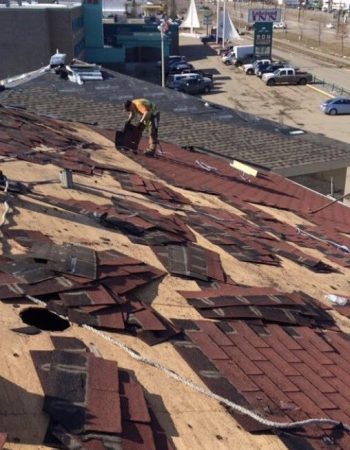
179, 35, 350, 145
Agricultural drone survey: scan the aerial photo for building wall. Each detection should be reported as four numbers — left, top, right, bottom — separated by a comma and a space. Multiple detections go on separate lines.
291, 167, 347, 197
0, 9, 51, 78
104, 23, 179, 55
0, 6, 84, 79
49, 7, 85, 59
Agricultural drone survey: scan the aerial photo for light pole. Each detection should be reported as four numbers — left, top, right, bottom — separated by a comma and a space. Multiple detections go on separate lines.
222, 0, 226, 48
158, 23, 165, 88
216, 0, 220, 43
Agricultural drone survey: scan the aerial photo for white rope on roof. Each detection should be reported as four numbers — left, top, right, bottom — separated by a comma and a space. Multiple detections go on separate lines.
195, 160, 218, 172
296, 227, 350, 254
25, 294, 350, 432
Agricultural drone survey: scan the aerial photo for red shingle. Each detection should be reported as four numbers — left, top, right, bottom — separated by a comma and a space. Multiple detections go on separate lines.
186, 330, 230, 360
213, 360, 260, 392
288, 377, 336, 410
292, 363, 336, 394
258, 347, 300, 376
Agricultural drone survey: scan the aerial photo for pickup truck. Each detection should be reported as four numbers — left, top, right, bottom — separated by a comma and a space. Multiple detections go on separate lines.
262, 67, 313, 86
179, 68, 214, 80
243, 59, 271, 75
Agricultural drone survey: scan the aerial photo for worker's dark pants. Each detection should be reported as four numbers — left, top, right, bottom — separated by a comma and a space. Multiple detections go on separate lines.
149, 112, 160, 151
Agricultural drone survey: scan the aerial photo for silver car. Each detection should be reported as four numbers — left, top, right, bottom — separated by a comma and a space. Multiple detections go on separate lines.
320, 97, 350, 115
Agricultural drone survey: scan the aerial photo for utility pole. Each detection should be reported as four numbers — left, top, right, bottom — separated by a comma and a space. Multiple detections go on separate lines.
216, 0, 220, 44
222, 0, 226, 48
157, 22, 166, 88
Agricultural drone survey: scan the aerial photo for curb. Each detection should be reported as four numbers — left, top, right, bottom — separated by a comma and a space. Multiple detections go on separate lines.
307, 83, 335, 98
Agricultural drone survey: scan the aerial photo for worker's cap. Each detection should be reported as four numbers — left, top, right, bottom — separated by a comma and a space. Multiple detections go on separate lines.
124, 100, 132, 111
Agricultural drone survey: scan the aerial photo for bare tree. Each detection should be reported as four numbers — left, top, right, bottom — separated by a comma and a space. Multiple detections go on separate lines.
317, 14, 324, 47
337, 12, 348, 56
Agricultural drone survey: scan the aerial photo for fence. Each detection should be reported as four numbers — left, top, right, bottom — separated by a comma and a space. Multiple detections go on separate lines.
312, 75, 350, 97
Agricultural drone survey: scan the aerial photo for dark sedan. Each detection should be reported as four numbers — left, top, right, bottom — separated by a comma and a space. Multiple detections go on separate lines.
257, 62, 288, 78
167, 63, 194, 75
177, 77, 213, 95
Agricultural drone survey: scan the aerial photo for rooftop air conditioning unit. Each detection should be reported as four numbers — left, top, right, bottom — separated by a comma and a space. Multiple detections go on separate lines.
50, 52, 67, 68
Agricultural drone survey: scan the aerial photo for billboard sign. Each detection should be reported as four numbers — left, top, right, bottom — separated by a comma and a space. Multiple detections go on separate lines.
248, 9, 281, 23
254, 22, 273, 59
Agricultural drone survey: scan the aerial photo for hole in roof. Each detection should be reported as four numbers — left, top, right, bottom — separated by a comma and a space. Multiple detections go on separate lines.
20, 307, 70, 331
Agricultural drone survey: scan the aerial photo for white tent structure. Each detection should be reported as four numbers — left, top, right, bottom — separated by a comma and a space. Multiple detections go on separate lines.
180, 0, 200, 34
217, 1, 241, 43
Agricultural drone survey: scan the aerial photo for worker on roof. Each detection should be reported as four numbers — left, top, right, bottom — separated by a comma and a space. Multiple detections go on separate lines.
124, 98, 160, 156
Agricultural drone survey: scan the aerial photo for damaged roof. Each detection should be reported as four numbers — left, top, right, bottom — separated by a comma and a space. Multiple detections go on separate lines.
1, 88, 350, 450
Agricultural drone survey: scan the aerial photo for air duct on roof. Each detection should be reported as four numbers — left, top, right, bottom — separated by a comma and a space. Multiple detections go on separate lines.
50, 50, 67, 68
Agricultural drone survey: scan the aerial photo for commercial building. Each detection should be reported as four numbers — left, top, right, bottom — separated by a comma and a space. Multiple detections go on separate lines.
0, 0, 178, 79
0, 3, 85, 79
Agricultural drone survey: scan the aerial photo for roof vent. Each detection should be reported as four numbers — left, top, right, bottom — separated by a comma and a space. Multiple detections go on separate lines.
50, 50, 67, 68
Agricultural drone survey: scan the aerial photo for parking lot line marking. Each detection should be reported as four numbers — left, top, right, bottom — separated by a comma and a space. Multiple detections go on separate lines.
307, 84, 335, 98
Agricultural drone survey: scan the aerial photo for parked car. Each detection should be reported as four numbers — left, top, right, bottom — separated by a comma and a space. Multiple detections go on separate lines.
167, 63, 194, 75
166, 73, 210, 89
244, 59, 271, 75
219, 45, 233, 56
222, 50, 235, 65
157, 55, 186, 68
179, 68, 214, 80
257, 62, 288, 77
254, 59, 274, 76
231, 53, 255, 67
177, 76, 213, 95
273, 21, 287, 29
201, 34, 222, 45
320, 96, 350, 115
262, 67, 313, 86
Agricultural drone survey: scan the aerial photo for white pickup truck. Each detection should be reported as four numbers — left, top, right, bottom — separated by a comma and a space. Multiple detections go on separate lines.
262, 67, 313, 86
243, 59, 271, 75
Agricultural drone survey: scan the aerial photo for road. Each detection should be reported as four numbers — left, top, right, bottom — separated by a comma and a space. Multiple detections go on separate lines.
179, 35, 350, 145
283, 8, 350, 47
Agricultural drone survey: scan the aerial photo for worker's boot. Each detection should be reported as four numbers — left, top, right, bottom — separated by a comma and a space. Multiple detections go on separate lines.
144, 142, 156, 157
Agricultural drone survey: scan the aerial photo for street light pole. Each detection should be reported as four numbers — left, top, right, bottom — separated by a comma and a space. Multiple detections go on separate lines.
158, 23, 165, 87
222, 0, 226, 48
161, 28, 165, 87
216, 0, 220, 44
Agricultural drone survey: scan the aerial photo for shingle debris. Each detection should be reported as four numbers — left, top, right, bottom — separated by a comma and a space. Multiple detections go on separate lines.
34, 195, 195, 246
115, 172, 191, 207
178, 286, 336, 329
126, 142, 350, 231
0, 239, 179, 346
31, 336, 174, 449
153, 243, 227, 283
0, 105, 102, 175
236, 203, 350, 269
187, 207, 335, 272
172, 319, 350, 450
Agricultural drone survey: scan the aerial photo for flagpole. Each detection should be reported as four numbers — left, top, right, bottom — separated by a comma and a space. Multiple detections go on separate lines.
158, 22, 165, 88
190, 0, 193, 34
222, 0, 226, 48
216, 0, 219, 44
